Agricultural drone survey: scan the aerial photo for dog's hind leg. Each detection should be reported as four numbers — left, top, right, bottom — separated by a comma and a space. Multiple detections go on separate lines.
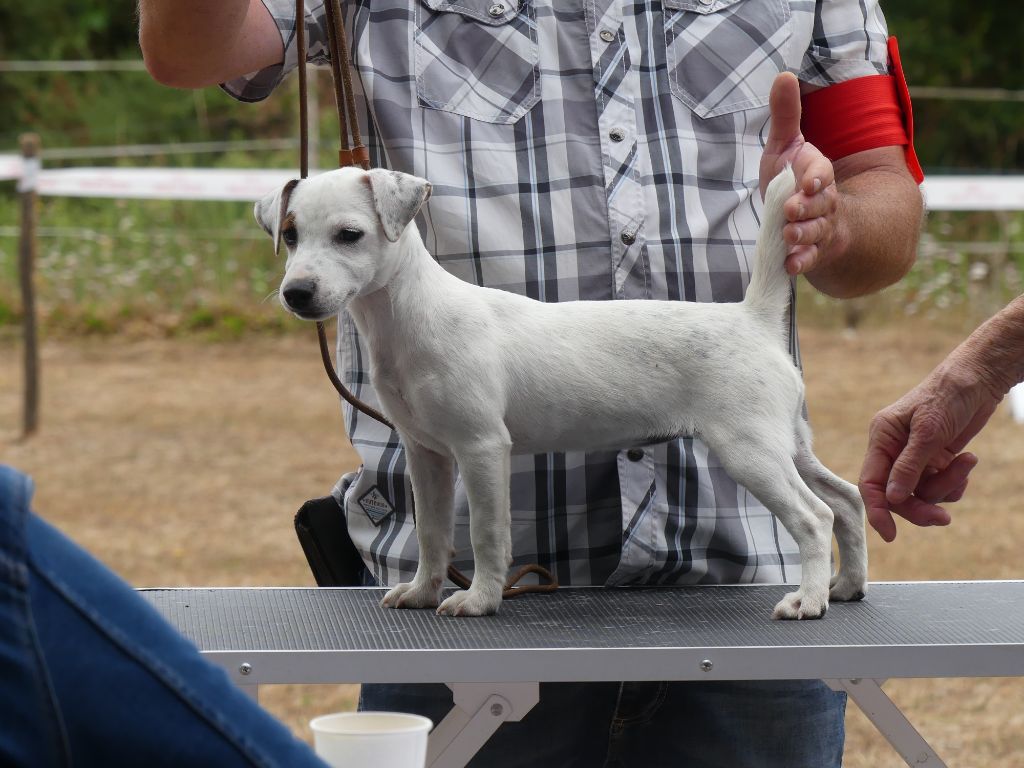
380, 440, 455, 610
709, 428, 834, 619
793, 418, 869, 603
436, 432, 513, 617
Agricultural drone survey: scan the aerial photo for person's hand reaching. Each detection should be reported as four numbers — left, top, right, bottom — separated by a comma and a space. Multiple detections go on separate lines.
858, 348, 1004, 541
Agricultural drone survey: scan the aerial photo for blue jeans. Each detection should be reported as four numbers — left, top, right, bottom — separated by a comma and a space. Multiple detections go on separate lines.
0, 465, 327, 768
362, 661, 846, 765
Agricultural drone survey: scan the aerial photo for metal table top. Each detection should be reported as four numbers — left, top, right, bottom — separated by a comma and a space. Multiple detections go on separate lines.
141, 582, 1024, 685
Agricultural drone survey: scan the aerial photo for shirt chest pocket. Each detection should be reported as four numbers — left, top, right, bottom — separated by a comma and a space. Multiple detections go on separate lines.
663, 0, 791, 119
415, 0, 541, 124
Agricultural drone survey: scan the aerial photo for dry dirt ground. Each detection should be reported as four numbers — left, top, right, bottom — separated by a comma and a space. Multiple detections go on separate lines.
2, 324, 1023, 766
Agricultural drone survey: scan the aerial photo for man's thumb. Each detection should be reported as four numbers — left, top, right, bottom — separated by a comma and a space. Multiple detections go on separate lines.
766, 72, 802, 151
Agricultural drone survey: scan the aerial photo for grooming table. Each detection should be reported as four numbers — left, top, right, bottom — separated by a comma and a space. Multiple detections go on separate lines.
141, 582, 1024, 768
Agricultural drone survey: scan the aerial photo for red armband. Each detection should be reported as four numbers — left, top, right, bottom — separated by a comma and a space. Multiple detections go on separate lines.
800, 36, 924, 183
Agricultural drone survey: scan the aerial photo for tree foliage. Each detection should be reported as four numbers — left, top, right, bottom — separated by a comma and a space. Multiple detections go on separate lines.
0, 1, 137, 60
889, 1, 1024, 171
0, 1, 293, 154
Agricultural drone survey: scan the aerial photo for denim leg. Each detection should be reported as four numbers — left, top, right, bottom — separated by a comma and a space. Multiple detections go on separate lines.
359, 574, 615, 766
606, 679, 846, 768
357, 580, 842, 767
360, 681, 621, 767
0, 466, 68, 767
361, 679, 844, 767
12, 468, 328, 768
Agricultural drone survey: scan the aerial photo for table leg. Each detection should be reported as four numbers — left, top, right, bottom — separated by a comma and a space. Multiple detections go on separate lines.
427, 682, 540, 768
826, 678, 946, 767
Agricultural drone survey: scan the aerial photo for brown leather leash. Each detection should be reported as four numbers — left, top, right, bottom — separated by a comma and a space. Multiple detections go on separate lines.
294, 0, 556, 600
445, 563, 561, 599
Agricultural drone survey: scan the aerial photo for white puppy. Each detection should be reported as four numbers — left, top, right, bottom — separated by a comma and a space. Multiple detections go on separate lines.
255, 166, 868, 619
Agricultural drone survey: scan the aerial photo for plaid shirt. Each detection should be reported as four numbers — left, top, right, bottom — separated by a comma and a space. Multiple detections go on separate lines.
225, 0, 889, 588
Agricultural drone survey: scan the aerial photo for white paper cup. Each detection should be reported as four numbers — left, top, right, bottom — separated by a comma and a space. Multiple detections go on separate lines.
309, 711, 433, 768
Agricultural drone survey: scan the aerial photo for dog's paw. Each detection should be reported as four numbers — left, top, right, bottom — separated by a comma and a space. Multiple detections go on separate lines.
829, 575, 867, 603
380, 579, 442, 609
772, 589, 828, 620
436, 588, 501, 617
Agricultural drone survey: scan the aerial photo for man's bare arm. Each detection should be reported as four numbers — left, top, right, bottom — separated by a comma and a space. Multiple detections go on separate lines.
803, 146, 923, 298
759, 74, 923, 299
139, 0, 283, 88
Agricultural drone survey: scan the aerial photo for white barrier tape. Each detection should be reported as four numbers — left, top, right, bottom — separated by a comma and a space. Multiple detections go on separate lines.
2, 161, 1023, 210
1010, 383, 1024, 425
921, 176, 1024, 212
0, 225, 266, 240
16, 157, 40, 193
33, 167, 310, 202
0, 154, 23, 182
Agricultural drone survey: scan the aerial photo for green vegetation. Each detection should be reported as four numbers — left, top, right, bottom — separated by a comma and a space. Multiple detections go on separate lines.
0, 70, 344, 337
891, 2, 1024, 172
0, 2, 1022, 336
0, 182, 293, 338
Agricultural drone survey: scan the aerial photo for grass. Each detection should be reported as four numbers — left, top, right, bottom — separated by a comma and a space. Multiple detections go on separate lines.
0, 186, 290, 337
0, 68, 347, 338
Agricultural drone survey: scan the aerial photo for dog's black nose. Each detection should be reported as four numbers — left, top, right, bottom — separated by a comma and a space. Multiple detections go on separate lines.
283, 279, 317, 312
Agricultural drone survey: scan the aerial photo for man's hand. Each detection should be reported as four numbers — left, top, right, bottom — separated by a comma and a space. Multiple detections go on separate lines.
759, 72, 839, 278
858, 349, 1003, 542
759, 71, 922, 298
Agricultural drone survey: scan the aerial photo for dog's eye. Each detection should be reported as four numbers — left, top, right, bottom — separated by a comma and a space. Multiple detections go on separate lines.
336, 228, 363, 243
281, 227, 298, 248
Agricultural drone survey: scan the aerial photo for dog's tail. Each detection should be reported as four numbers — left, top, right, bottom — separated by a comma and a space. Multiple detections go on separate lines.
742, 165, 797, 334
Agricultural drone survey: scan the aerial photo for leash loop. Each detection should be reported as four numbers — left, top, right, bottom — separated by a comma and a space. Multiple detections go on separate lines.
446, 564, 559, 600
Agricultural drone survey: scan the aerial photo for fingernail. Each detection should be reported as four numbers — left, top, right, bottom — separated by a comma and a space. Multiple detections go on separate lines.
793, 225, 802, 243
887, 481, 907, 501
813, 178, 822, 192
797, 204, 805, 219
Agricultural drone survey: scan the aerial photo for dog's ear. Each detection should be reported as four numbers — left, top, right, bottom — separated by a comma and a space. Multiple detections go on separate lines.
364, 169, 432, 242
254, 179, 300, 254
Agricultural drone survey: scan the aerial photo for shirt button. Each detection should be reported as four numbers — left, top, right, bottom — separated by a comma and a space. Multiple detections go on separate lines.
620, 230, 636, 245
488, 3, 506, 17
627, 449, 645, 462
609, 127, 625, 143
599, 29, 615, 43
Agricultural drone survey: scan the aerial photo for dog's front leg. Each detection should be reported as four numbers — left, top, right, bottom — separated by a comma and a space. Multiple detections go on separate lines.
436, 436, 512, 617
380, 441, 455, 610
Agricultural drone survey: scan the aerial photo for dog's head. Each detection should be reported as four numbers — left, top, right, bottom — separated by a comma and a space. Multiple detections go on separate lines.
255, 167, 432, 321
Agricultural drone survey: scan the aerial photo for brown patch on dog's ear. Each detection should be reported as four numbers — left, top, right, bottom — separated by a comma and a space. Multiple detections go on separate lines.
275, 179, 301, 255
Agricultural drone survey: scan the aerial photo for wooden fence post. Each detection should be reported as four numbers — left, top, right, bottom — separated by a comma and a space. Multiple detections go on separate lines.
18, 133, 40, 437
